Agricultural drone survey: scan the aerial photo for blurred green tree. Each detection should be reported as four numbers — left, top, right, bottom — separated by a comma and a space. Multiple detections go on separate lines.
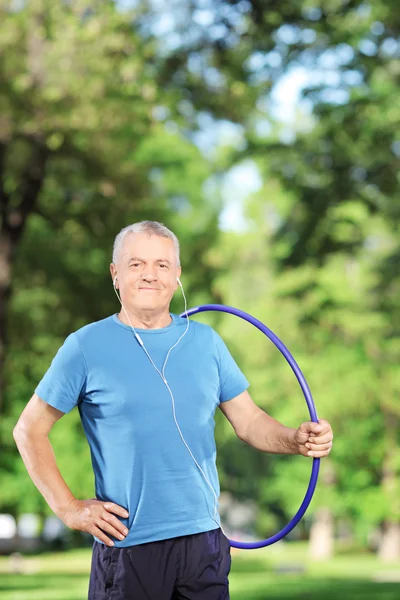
0, 0, 221, 517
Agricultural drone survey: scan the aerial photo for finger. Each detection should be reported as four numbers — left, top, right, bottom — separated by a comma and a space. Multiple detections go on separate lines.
90, 525, 115, 547
299, 421, 329, 436
308, 433, 333, 444
307, 447, 332, 458
97, 518, 127, 541
308, 422, 327, 435
298, 421, 314, 434
306, 442, 332, 452
313, 420, 332, 435
103, 502, 129, 518
102, 512, 129, 537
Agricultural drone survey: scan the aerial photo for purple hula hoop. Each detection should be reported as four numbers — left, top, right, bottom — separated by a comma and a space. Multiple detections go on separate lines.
179, 304, 320, 550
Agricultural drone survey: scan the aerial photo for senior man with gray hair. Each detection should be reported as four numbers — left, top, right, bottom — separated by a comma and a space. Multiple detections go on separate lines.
14, 220, 333, 599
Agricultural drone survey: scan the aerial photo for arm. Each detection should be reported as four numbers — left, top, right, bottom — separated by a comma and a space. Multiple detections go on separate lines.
219, 390, 333, 457
219, 390, 297, 453
13, 393, 129, 546
13, 393, 75, 516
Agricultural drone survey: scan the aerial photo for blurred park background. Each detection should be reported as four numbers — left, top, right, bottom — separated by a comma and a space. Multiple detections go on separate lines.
0, 0, 399, 598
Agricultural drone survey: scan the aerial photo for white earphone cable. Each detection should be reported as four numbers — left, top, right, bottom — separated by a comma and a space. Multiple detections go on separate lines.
112, 279, 223, 529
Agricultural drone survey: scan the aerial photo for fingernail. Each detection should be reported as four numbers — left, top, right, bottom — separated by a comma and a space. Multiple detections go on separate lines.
109, 541, 114, 546
124, 512, 129, 518
308, 451, 313, 457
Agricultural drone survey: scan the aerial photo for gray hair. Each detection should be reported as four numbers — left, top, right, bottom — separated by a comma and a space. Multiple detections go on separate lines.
112, 221, 180, 266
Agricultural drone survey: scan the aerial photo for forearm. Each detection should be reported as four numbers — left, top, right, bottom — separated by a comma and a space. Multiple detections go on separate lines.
13, 428, 75, 518
241, 409, 298, 454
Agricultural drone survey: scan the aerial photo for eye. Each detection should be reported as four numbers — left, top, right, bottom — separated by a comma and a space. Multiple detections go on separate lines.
159, 264, 168, 269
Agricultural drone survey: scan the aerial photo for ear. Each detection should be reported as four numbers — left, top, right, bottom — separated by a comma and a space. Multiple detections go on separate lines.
110, 263, 117, 287
176, 267, 182, 288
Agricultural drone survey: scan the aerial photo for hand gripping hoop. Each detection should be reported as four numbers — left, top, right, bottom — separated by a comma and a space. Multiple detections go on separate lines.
180, 304, 320, 550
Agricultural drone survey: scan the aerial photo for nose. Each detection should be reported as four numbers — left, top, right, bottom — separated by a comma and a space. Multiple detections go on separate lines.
142, 269, 157, 282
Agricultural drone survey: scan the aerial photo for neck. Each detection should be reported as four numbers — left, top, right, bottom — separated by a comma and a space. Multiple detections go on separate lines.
117, 307, 172, 330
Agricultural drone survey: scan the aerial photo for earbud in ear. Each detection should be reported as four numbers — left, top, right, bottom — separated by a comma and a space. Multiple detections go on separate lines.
113, 276, 118, 286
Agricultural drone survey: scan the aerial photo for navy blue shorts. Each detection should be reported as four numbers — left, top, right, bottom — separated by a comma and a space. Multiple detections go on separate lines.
88, 528, 231, 599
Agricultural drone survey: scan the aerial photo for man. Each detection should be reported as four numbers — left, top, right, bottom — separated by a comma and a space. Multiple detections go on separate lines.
13, 220, 333, 600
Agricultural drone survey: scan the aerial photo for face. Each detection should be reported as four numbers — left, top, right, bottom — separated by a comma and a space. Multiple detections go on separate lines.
110, 232, 181, 314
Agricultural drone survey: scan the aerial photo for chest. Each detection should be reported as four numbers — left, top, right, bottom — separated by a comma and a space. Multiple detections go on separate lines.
80, 337, 220, 432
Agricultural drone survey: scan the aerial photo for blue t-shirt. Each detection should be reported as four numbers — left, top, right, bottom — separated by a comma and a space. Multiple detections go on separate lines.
35, 313, 249, 546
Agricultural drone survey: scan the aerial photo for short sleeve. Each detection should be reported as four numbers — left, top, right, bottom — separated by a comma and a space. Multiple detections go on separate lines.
35, 333, 87, 414
212, 329, 250, 403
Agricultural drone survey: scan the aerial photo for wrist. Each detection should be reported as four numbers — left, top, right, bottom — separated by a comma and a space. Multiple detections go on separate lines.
285, 428, 299, 454
53, 496, 77, 521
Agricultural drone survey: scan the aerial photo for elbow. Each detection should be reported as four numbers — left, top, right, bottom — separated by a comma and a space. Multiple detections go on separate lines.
235, 426, 247, 442
13, 423, 22, 443
13, 420, 28, 444
238, 408, 262, 444
236, 421, 251, 443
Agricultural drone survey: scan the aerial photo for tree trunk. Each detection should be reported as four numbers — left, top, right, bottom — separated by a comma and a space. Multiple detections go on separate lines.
0, 142, 48, 415
309, 507, 334, 560
378, 522, 400, 562
0, 228, 13, 415
308, 460, 336, 560
378, 415, 400, 562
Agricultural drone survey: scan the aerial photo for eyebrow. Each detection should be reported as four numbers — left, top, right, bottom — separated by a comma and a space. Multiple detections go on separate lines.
127, 257, 171, 265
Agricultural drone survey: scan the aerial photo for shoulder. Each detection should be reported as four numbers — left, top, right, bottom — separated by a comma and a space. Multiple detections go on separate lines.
182, 317, 215, 338
183, 318, 224, 353
71, 315, 114, 346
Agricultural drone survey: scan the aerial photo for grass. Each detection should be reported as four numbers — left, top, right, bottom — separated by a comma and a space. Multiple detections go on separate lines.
0, 542, 399, 600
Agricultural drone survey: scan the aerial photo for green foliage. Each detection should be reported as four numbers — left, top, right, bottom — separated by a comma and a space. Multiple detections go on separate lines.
0, 0, 221, 515
1, 0, 399, 553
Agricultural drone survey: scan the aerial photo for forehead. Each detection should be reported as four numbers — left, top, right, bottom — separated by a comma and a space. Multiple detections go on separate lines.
120, 232, 176, 260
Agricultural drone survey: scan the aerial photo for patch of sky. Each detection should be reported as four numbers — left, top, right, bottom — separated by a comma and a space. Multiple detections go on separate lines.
380, 38, 399, 57
274, 24, 302, 46
9, 0, 26, 10
247, 52, 268, 72
359, 39, 378, 57
151, 10, 175, 36
268, 67, 313, 121
301, 29, 317, 44
370, 21, 385, 36
342, 70, 363, 86
192, 9, 214, 27
152, 105, 170, 121
164, 121, 179, 134
254, 120, 273, 138
218, 161, 263, 232
192, 118, 246, 158
350, 166, 367, 181
355, 3, 371, 19
168, 195, 191, 214
302, 7, 322, 21
266, 51, 283, 69
203, 67, 226, 89
188, 52, 206, 75
391, 141, 400, 158
246, 50, 283, 72
208, 24, 230, 41
177, 100, 195, 120
319, 45, 354, 68
319, 88, 349, 104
